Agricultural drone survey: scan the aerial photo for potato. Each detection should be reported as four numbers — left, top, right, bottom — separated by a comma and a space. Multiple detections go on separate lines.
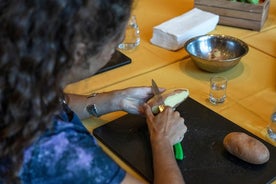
147, 88, 189, 114
223, 132, 270, 164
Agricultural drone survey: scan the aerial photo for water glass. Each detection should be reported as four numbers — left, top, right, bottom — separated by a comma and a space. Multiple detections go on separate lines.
209, 76, 227, 105
118, 15, 140, 50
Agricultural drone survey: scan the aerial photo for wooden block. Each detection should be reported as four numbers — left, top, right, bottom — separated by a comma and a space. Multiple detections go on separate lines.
194, 0, 270, 31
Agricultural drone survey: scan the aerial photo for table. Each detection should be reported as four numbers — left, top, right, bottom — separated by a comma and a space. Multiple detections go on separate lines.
64, 0, 276, 182
64, 0, 276, 94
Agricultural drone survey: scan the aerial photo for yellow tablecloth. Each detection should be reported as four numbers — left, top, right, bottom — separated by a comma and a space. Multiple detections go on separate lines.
244, 28, 276, 58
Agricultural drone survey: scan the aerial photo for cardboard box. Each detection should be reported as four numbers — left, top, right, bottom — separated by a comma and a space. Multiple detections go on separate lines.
194, 0, 270, 31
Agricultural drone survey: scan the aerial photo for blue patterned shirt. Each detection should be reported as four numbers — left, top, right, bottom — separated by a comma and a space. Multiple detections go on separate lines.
19, 107, 126, 184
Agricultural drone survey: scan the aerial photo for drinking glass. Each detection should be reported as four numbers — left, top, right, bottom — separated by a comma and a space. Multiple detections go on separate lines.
118, 15, 140, 50
267, 111, 276, 141
209, 76, 227, 105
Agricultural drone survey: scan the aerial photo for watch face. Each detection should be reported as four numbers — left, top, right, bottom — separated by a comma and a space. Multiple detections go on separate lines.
86, 104, 99, 117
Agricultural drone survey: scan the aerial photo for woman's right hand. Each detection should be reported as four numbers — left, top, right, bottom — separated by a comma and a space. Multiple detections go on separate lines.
143, 103, 187, 146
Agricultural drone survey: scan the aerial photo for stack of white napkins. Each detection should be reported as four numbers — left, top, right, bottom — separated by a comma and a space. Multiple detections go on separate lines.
150, 8, 219, 51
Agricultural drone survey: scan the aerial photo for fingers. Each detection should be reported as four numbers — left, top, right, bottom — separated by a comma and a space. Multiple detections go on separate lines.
144, 104, 187, 145
161, 107, 186, 145
174, 123, 187, 144
126, 86, 166, 99
142, 103, 158, 134
122, 86, 167, 115
142, 103, 155, 127
143, 103, 154, 118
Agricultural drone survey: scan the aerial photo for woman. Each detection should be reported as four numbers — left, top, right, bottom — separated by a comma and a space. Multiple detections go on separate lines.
0, 0, 187, 183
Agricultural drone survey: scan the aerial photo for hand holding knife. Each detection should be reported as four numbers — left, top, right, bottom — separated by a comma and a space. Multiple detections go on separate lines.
151, 79, 184, 160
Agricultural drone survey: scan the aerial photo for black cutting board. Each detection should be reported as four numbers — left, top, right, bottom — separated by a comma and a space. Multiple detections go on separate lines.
93, 97, 276, 184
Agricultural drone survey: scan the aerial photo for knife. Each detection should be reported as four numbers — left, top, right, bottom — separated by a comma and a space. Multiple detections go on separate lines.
151, 79, 184, 160
151, 79, 165, 113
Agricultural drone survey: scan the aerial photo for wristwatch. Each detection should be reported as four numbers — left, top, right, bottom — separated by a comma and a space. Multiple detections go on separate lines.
86, 103, 99, 117
86, 93, 100, 117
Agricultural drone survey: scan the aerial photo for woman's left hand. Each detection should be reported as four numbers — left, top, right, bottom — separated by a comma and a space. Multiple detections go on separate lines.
118, 86, 163, 115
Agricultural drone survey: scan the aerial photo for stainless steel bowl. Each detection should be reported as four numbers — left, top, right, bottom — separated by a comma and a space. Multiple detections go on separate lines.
184, 34, 249, 72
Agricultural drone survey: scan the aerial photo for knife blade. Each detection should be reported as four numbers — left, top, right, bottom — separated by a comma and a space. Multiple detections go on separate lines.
151, 79, 161, 96
151, 79, 165, 112
151, 79, 184, 160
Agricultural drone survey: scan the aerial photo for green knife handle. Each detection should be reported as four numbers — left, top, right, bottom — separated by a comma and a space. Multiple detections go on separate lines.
174, 142, 184, 160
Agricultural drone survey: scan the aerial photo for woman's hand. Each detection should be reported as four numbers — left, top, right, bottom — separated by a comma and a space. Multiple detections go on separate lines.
142, 103, 186, 184
143, 103, 187, 145
118, 86, 164, 115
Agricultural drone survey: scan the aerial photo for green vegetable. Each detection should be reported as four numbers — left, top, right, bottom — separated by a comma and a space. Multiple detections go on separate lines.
246, 0, 259, 4
228, 0, 259, 4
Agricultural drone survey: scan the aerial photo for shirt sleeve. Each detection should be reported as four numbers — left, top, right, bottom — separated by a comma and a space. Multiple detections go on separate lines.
20, 117, 126, 184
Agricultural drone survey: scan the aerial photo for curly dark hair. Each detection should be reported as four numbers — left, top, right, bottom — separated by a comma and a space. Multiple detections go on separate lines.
0, 0, 133, 183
